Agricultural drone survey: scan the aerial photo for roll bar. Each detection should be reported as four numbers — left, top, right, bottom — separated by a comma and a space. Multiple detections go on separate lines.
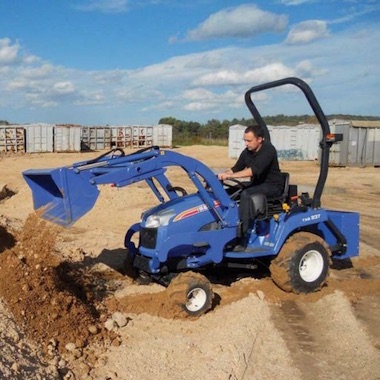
245, 77, 339, 209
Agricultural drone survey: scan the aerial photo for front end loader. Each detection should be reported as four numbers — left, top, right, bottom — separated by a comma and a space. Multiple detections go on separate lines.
23, 78, 360, 316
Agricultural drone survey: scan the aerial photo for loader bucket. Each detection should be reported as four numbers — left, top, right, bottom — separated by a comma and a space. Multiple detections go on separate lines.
23, 167, 99, 226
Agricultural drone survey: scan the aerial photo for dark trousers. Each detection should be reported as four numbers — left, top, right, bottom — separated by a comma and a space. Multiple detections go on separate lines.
239, 183, 282, 237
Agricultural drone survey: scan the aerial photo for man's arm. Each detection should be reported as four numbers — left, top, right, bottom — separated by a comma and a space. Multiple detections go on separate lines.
218, 167, 252, 181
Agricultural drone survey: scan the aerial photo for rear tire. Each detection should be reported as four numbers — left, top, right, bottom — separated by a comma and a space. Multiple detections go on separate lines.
166, 272, 213, 317
270, 232, 331, 293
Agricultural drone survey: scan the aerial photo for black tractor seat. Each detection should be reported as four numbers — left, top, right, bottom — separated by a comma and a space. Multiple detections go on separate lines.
266, 172, 290, 216
246, 172, 291, 221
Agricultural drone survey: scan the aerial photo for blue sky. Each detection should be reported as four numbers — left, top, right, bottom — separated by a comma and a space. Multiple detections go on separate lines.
0, 0, 379, 125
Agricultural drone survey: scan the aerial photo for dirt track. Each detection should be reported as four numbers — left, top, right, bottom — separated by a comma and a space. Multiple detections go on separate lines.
0, 146, 379, 379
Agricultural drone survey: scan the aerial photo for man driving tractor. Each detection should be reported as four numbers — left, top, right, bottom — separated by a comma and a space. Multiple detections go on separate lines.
218, 124, 283, 249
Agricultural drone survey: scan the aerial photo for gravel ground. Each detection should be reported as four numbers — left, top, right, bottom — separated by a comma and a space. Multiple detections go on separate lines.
0, 146, 379, 379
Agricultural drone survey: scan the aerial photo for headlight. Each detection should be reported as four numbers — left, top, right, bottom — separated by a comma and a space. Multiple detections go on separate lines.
145, 209, 175, 228
145, 215, 160, 228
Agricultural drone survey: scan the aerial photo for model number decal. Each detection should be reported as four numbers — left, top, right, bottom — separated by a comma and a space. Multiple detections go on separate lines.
302, 214, 321, 223
173, 201, 221, 222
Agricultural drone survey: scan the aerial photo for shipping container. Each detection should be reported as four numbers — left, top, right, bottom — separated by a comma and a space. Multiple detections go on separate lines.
325, 120, 350, 166
81, 126, 112, 151
268, 124, 320, 161
54, 125, 81, 152
0, 126, 25, 153
132, 125, 153, 148
24, 123, 54, 153
228, 124, 246, 158
153, 124, 172, 147
110, 126, 133, 148
348, 121, 380, 167
228, 123, 320, 160
319, 119, 380, 167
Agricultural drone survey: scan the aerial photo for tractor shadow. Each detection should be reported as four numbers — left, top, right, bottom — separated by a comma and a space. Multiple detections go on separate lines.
82, 247, 128, 274
205, 258, 272, 287
54, 248, 130, 304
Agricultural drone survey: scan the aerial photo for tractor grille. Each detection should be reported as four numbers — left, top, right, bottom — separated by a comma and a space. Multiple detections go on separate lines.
140, 227, 157, 249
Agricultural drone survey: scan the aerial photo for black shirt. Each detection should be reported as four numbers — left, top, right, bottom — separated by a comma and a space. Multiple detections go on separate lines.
231, 140, 283, 187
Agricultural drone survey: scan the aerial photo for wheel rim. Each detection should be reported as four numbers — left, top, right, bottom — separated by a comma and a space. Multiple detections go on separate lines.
186, 287, 208, 312
299, 249, 324, 282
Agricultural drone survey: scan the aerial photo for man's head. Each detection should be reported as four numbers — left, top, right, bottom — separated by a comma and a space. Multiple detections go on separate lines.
243, 124, 264, 152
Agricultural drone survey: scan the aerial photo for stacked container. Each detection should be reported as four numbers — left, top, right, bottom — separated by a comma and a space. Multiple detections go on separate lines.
0, 126, 25, 153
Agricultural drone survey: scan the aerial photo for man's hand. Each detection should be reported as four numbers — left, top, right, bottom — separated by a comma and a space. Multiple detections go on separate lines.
218, 172, 233, 181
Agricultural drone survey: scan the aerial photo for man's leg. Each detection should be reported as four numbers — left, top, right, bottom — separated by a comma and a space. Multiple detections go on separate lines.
239, 189, 254, 237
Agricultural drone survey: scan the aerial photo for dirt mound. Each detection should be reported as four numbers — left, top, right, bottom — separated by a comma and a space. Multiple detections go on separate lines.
0, 213, 194, 357
0, 214, 107, 354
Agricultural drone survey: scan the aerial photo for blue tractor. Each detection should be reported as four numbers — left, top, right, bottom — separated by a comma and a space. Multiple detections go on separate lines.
23, 78, 359, 316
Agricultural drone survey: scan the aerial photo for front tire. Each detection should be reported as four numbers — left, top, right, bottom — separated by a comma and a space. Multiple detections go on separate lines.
270, 232, 331, 293
166, 272, 213, 317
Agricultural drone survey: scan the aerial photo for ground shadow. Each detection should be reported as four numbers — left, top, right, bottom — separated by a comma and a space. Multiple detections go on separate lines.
82, 247, 128, 273
205, 258, 272, 286
0, 225, 16, 253
331, 258, 353, 270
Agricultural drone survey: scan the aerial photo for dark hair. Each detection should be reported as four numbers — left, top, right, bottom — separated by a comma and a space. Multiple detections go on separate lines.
244, 124, 264, 138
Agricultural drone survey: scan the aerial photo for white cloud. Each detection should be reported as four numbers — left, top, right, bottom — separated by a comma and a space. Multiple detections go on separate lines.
182, 88, 215, 101
74, 91, 105, 105
0, 38, 19, 65
193, 63, 295, 87
296, 60, 327, 78
7, 79, 35, 90
74, 0, 129, 13
22, 55, 41, 65
182, 88, 243, 112
21, 64, 54, 79
280, 0, 315, 5
25, 93, 58, 108
183, 4, 288, 41
53, 81, 76, 95
193, 70, 240, 86
184, 102, 216, 111
286, 20, 329, 45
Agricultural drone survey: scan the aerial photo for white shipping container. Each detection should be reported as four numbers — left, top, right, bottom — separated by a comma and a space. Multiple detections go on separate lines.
54, 125, 81, 152
153, 124, 172, 147
24, 123, 54, 153
269, 125, 319, 161
228, 124, 320, 161
228, 124, 246, 158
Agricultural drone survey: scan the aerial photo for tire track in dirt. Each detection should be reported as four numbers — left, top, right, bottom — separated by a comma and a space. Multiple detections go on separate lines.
269, 301, 321, 380
269, 292, 380, 380
352, 295, 380, 350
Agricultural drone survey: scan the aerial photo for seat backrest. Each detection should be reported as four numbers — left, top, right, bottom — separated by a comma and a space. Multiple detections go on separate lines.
280, 172, 290, 200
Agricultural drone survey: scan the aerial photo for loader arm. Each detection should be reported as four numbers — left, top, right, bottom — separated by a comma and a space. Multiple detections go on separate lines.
23, 146, 236, 227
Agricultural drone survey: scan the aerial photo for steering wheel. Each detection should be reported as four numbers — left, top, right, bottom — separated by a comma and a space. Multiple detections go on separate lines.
168, 185, 188, 197
221, 178, 247, 201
